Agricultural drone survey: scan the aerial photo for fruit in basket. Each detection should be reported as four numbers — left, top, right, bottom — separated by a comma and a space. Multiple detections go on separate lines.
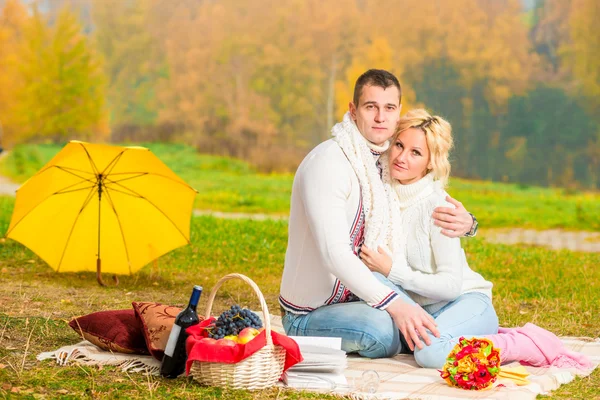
200, 337, 218, 345
215, 339, 237, 347
223, 335, 239, 342
237, 327, 260, 344
208, 304, 263, 339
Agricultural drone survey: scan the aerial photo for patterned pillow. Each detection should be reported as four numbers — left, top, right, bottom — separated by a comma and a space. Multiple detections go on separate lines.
68, 309, 149, 354
132, 301, 183, 361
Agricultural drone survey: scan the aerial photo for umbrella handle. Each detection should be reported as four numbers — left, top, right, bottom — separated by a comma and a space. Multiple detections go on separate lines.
96, 258, 119, 286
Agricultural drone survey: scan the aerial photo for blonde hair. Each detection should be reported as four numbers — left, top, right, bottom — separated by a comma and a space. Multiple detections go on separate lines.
391, 109, 453, 187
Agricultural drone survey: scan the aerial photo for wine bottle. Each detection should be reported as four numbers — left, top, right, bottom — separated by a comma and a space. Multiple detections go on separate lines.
160, 285, 202, 378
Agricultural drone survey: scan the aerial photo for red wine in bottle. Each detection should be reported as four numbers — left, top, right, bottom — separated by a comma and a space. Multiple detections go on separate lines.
160, 285, 202, 378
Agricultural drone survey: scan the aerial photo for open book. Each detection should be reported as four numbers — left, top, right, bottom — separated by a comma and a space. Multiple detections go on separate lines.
282, 336, 348, 390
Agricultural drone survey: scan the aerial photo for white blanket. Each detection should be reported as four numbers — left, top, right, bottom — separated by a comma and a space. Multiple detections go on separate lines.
37, 340, 161, 375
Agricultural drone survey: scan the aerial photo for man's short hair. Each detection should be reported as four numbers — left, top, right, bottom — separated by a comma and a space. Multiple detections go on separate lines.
353, 69, 402, 106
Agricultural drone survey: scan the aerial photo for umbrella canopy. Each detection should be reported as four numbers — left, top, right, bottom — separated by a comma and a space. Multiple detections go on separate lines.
5, 141, 198, 285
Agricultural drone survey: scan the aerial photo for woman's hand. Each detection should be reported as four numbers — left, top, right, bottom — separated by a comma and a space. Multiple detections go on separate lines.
360, 245, 392, 276
385, 299, 440, 351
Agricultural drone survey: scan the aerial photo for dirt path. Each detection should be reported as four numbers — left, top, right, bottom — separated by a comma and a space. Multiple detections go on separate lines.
192, 209, 288, 221
482, 227, 600, 253
0, 170, 597, 252
189, 211, 600, 253
0, 175, 19, 196
0, 152, 20, 196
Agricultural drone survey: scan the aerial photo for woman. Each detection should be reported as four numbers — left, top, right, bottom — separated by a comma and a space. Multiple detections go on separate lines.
360, 109, 592, 370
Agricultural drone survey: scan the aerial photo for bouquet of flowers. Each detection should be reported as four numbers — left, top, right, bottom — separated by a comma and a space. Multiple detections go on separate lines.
439, 337, 501, 390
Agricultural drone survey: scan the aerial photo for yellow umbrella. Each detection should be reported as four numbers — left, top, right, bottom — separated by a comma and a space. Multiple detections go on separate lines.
5, 141, 198, 285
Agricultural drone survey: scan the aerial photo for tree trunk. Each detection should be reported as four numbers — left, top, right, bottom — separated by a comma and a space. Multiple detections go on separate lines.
325, 53, 337, 140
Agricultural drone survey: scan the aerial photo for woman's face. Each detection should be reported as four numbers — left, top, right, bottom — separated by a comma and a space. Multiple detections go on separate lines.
388, 127, 430, 185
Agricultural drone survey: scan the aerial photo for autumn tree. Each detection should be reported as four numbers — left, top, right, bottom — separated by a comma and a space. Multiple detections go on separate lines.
501, 86, 596, 186
530, 0, 571, 73
336, 37, 396, 119
157, 0, 364, 168
563, 0, 600, 114
1, 0, 580, 186
92, 0, 163, 130
526, 0, 599, 187
347, 0, 536, 176
0, 0, 28, 146
157, 0, 277, 160
14, 6, 108, 142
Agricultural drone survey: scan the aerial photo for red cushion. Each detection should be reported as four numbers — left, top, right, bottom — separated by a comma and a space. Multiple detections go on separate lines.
68, 309, 148, 355
132, 301, 183, 361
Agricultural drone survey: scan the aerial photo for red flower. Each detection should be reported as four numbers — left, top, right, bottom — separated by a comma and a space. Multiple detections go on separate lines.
455, 345, 477, 360
439, 337, 500, 390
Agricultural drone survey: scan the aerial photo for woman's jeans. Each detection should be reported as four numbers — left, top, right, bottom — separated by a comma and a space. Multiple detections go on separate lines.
282, 272, 498, 368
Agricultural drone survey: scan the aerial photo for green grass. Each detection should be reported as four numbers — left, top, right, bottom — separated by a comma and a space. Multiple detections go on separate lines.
449, 179, 600, 232
1, 143, 600, 230
0, 143, 293, 215
0, 195, 597, 398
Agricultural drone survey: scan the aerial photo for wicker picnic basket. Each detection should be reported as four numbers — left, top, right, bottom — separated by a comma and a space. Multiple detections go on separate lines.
189, 273, 286, 390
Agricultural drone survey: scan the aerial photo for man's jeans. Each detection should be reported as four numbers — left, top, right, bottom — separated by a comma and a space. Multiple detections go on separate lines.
282, 272, 498, 367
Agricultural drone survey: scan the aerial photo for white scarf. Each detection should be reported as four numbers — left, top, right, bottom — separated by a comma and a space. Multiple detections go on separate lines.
332, 112, 402, 254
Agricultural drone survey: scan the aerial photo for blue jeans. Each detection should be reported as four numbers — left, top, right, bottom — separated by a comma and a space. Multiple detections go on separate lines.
282, 272, 411, 358
414, 291, 498, 368
282, 298, 402, 358
282, 272, 498, 365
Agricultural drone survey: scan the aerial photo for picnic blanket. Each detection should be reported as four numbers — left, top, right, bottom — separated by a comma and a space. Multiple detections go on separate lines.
37, 340, 161, 375
38, 314, 599, 400
267, 315, 600, 400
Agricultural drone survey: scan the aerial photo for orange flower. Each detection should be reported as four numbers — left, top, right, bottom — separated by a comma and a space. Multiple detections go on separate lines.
439, 337, 501, 390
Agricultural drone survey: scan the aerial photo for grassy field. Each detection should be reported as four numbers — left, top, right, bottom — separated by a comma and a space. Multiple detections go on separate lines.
0, 144, 598, 398
0, 192, 598, 398
1, 143, 599, 230
0, 143, 293, 215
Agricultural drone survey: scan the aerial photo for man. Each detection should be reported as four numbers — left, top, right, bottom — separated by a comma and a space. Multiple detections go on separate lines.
279, 69, 477, 358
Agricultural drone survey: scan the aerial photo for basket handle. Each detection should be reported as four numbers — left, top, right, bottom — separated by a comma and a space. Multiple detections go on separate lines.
204, 273, 274, 346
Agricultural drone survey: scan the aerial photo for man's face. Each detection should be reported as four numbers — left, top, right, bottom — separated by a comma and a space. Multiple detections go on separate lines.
349, 84, 401, 146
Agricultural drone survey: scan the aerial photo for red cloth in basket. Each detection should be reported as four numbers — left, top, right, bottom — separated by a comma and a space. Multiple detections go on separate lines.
185, 317, 303, 376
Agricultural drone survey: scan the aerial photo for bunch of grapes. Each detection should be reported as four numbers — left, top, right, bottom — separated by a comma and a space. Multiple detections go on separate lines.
208, 305, 263, 339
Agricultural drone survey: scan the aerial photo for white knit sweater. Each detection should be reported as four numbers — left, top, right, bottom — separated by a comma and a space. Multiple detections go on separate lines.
387, 173, 493, 313
279, 139, 399, 314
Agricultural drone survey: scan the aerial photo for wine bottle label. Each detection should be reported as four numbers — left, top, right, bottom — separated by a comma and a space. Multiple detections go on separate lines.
164, 325, 181, 358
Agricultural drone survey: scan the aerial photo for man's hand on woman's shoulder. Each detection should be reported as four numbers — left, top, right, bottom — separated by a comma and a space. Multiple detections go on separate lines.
432, 195, 476, 238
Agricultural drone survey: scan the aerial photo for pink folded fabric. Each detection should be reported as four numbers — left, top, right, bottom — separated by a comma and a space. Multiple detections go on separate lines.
499, 323, 593, 370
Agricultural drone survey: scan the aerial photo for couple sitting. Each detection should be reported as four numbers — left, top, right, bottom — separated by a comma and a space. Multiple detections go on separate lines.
278, 69, 591, 369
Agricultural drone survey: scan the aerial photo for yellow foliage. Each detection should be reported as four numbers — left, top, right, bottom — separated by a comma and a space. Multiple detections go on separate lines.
0, 0, 29, 146
335, 36, 394, 120
0, 1, 107, 145
15, 7, 107, 142
331, 0, 535, 120
566, 0, 600, 111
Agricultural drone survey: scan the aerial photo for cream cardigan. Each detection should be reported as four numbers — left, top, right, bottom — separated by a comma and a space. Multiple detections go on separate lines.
387, 173, 493, 313
279, 139, 399, 314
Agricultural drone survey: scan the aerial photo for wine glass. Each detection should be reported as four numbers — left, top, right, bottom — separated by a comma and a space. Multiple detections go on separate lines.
354, 369, 380, 394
